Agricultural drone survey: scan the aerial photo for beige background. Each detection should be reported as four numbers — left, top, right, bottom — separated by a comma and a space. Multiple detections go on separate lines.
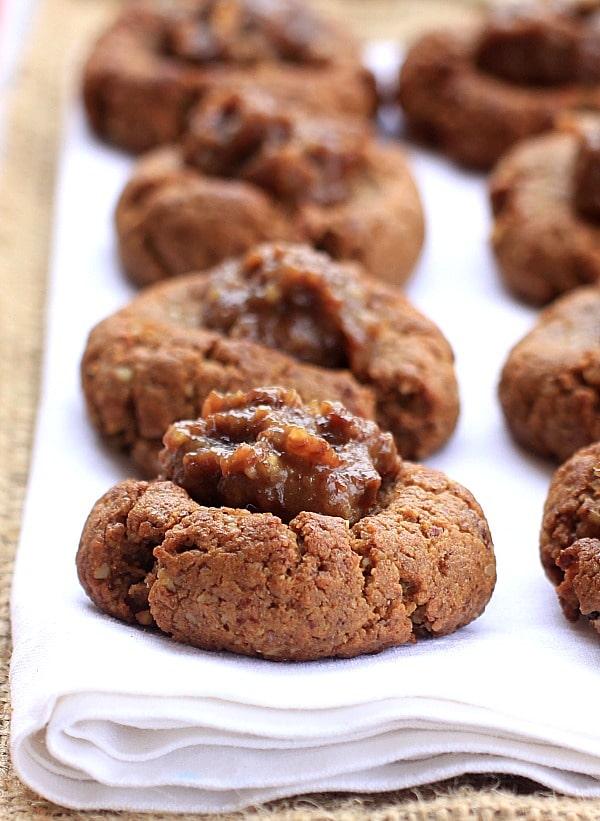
1, 1, 600, 818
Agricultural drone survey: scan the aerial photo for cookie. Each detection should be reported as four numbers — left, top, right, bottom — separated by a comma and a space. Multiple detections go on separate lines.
490, 114, 600, 306
398, 1, 600, 170
82, 0, 376, 154
81, 242, 459, 475
540, 441, 600, 635
115, 87, 424, 288
77, 388, 495, 661
498, 285, 600, 462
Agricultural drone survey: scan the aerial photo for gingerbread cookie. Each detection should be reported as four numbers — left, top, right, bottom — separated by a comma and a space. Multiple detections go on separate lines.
82, 0, 376, 154
398, 1, 600, 170
490, 114, 600, 305
499, 285, 600, 462
77, 387, 495, 661
81, 243, 459, 475
540, 441, 600, 635
115, 87, 424, 288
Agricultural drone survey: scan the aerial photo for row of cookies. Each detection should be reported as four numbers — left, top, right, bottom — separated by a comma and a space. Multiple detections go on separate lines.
76, 0, 600, 655
398, 0, 600, 635
84, 0, 425, 288
74, 0, 502, 660
78, 233, 498, 660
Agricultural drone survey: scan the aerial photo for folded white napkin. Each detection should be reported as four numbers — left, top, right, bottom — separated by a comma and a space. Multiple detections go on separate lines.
10, 48, 600, 813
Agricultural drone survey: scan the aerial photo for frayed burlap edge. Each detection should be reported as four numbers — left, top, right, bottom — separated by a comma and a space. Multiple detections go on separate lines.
1, 0, 599, 818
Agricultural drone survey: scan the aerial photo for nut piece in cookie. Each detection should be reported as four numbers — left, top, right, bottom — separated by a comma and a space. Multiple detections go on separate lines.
160, 386, 400, 524
115, 87, 424, 289
77, 392, 495, 661
82, 242, 459, 475
540, 441, 600, 634
498, 285, 600, 461
398, 1, 600, 169
82, 0, 376, 154
490, 112, 600, 305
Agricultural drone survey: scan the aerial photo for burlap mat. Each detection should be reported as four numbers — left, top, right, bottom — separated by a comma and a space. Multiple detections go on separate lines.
2, 0, 600, 817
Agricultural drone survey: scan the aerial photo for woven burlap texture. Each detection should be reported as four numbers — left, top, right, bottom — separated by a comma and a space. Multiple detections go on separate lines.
1, 0, 600, 818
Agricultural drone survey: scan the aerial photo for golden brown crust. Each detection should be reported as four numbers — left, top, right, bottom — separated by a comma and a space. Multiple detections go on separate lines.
115, 91, 424, 289
76, 461, 496, 661
499, 285, 600, 462
398, 5, 600, 170
82, 0, 376, 154
81, 243, 459, 474
540, 441, 600, 634
490, 128, 600, 306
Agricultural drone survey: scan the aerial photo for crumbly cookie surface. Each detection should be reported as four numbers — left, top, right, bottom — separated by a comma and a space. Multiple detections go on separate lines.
498, 285, 600, 462
77, 453, 495, 661
398, 2, 600, 169
115, 88, 424, 288
490, 118, 600, 306
81, 243, 459, 475
540, 441, 600, 635
82, 0, 376, 154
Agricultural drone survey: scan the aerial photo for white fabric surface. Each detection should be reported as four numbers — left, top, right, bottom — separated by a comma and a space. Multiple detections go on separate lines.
9, 45, 600, 813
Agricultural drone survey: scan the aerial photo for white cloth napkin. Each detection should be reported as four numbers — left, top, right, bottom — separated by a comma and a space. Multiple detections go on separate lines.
9, 46, 600, 813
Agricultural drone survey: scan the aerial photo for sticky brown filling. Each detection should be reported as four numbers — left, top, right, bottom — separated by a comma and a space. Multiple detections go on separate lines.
159, 386, 400, 524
